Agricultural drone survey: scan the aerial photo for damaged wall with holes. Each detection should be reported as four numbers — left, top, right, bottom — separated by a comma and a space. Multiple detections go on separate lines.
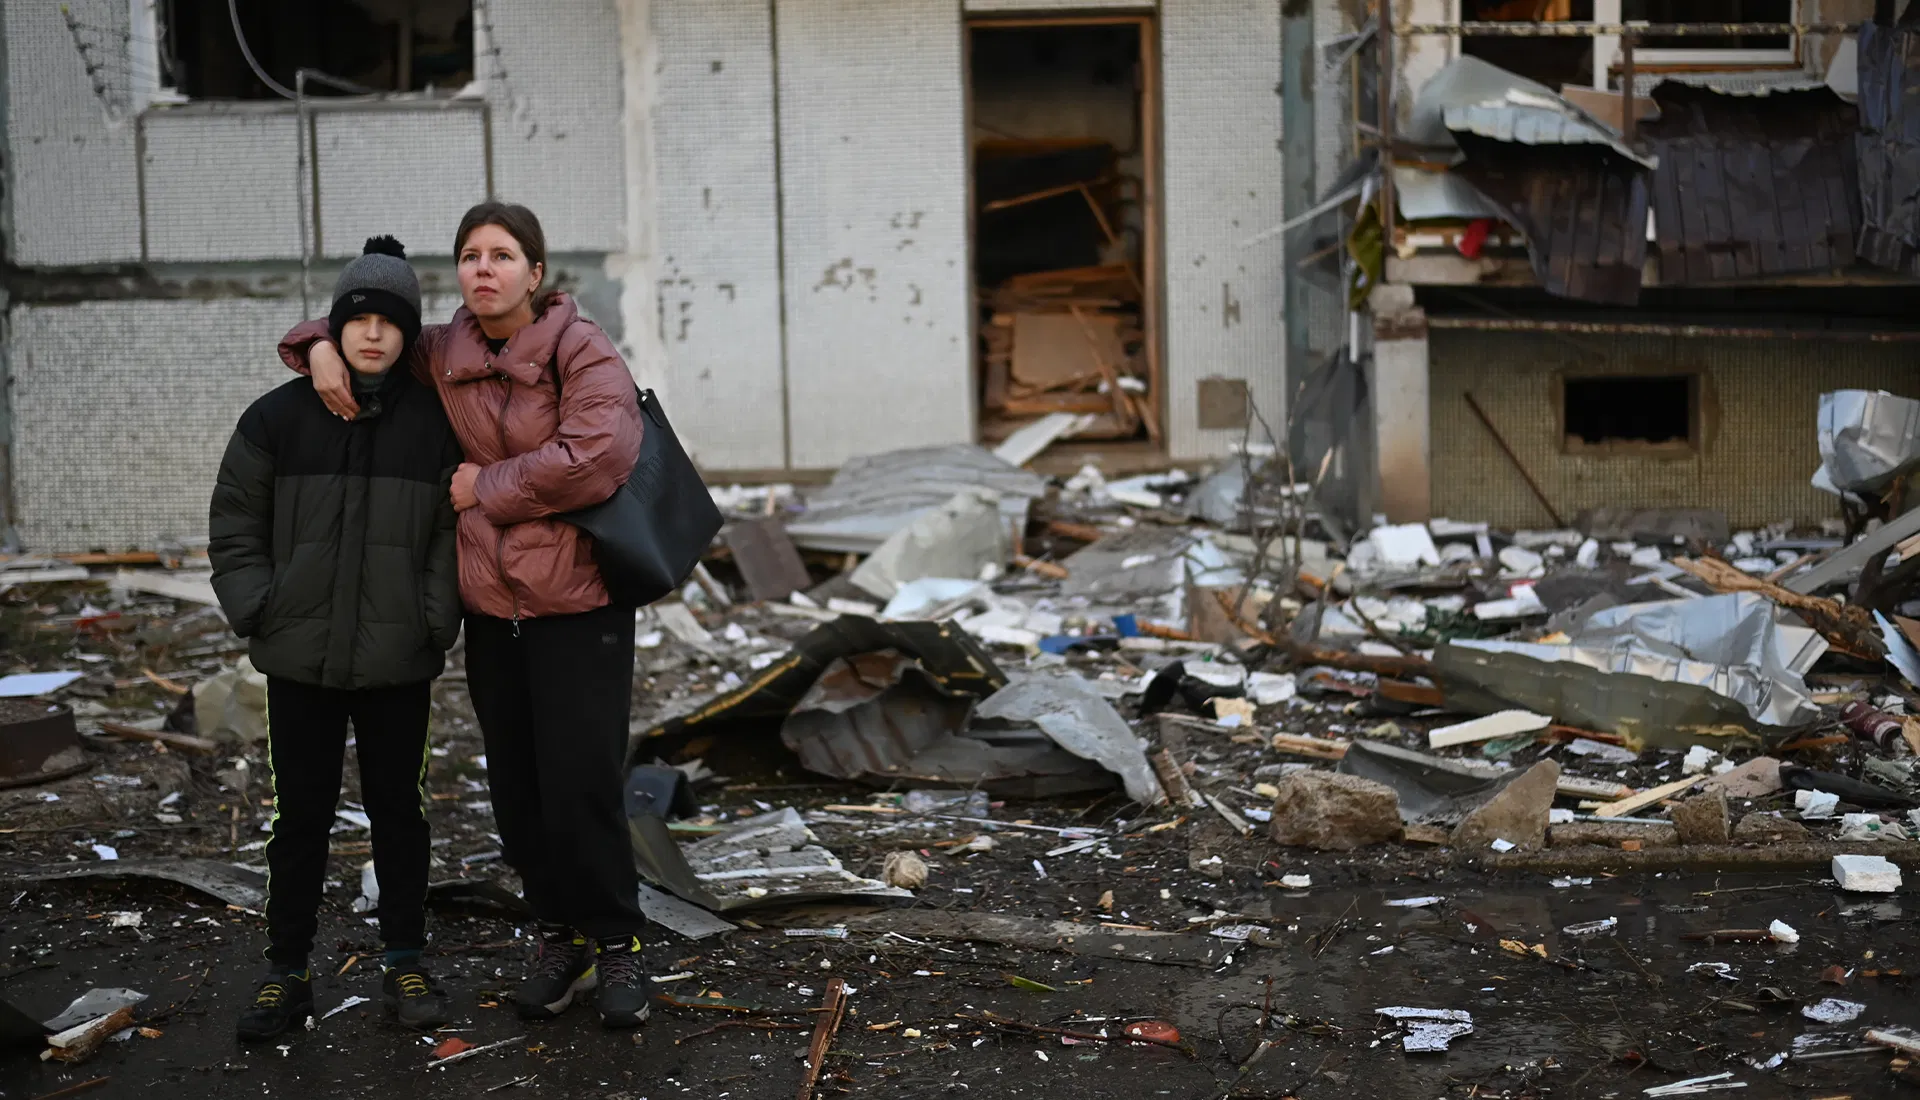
0, 0, 633, 551
1427, 331, 1920, 528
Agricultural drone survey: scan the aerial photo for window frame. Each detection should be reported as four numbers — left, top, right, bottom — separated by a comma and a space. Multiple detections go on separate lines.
1590, 0, 1800, 88
132, 0, 489, 110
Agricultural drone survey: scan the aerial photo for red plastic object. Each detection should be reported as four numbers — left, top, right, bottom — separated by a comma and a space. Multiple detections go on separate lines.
1457, 218, 1493, 259
1124, 1021, 1181, 1044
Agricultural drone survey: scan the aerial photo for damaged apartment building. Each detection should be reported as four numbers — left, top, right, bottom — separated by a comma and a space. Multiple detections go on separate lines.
0, 0, 1359, 554
1358, 0, 1920, 531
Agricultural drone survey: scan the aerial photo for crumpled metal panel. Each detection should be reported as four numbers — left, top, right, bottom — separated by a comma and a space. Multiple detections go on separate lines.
780, 651, 1117, 796
1409, 56, 1653, 168
634, 614, 1008, 762
974, 672, 1166, 806
13, 859, 267, 910
1856, 15, 1920, 276
786, 444, 1046, 554
631, 807, 910, 911
1815, 389, 1920, 493
1438, 592, 1825, 745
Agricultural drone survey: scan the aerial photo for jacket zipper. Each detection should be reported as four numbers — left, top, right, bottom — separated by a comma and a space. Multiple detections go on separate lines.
493, 368, 524, 635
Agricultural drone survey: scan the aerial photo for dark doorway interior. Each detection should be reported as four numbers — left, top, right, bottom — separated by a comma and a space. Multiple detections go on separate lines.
968, 19, 1160, 448
1459, 0, 1597, 94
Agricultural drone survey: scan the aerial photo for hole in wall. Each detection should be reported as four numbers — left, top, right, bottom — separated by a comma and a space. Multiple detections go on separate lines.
1563, 374, 1696, 450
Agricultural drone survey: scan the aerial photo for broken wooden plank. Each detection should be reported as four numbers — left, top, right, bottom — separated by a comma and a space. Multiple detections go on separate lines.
795, 978, 847, 1100
43, 1005, 136, 1064
724, 518, 813, 604
97, 721, 219, 755
1556, 775, 1637, 802
1269, 732, 1351, 761
1427, 710, 1552, 750
1593, 774, 1704, 819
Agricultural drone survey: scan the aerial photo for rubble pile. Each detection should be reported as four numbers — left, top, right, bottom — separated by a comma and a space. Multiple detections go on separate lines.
4, 407, 1920, 1095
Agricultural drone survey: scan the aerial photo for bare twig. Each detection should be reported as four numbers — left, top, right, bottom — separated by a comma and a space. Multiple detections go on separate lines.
677, 1019, 812, 1045
141, 966, 211, 1023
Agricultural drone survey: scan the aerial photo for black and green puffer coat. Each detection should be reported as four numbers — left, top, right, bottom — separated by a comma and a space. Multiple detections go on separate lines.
208, 369, 464, 689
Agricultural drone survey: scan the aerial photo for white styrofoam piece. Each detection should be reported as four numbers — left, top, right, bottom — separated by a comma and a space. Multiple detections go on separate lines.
1832, 853, 1902, 893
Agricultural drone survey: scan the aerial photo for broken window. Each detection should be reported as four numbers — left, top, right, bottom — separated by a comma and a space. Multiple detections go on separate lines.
1562, 374, 1698, 452
155, 0, 475, 100
1595, 0, 1797, 72
1461, 0, 1598, 92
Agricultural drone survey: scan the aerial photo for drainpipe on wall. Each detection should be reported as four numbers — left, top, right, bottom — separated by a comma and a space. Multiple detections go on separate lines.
0, 291, 15, 553
0, 0, 16, 551
1281, 0, 1316, 447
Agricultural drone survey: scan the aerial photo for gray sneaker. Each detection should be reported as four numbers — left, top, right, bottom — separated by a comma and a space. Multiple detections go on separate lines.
514, 926, 596, 1021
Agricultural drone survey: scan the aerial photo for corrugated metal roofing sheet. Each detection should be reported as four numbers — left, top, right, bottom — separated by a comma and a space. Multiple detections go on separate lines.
1856, 17, 1920, 276
1642, 83, 1859, 283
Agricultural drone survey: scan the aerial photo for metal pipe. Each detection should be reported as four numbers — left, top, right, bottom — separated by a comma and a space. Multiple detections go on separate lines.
1398, 21, 1857, 36
1378, 0, 1394, 250
1428, 316, 1920, 342
295, 68, 310, 318
1619, 31, 1635, 146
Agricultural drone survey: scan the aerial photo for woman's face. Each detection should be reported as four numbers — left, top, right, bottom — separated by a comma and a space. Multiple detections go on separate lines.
458, 223, 542, 324
341, 313, 404, 374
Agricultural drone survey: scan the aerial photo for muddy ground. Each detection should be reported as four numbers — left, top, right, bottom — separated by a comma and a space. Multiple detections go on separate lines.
3, 586, 1918, 1100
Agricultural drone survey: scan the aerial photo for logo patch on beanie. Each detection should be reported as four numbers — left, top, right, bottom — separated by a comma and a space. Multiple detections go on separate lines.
352, 294, 366, 303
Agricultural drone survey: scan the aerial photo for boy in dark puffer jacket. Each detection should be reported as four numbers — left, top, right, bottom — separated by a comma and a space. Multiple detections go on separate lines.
209, 236, 463, 1040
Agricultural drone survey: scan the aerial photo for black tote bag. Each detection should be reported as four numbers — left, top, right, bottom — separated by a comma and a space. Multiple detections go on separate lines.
552, 363, 722, 607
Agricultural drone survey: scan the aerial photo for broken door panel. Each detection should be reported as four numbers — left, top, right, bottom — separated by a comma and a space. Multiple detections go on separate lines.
775, 0, 974, 468
1161, 0, 1288, 458
653, 0, 788, 469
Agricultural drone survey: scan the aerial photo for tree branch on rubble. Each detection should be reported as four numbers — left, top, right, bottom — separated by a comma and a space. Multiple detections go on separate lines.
1669, 557, 1883, 660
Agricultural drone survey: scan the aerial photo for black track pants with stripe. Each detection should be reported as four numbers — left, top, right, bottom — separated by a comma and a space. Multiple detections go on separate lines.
263, 677, 433, 966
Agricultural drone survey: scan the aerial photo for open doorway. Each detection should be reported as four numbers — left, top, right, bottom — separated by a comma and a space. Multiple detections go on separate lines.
967, 16, 1161, 453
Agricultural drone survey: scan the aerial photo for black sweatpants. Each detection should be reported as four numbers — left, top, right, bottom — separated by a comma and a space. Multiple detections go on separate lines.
264, 678, 432, 967
465, 602, 644, 941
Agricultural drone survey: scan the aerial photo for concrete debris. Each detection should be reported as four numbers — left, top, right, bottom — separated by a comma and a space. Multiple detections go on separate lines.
1670, 789, 1732, 846
1267, 771, 1402, 850
1732, 813, 1809, 842
1800, 997, 1867, 1024
1452, 760, 1560, 853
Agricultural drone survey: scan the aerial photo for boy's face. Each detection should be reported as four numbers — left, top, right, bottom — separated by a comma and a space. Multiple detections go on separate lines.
341, 313, 404, 375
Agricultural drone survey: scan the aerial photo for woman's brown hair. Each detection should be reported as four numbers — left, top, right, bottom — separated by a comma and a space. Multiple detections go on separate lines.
454, 200, 555, 313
